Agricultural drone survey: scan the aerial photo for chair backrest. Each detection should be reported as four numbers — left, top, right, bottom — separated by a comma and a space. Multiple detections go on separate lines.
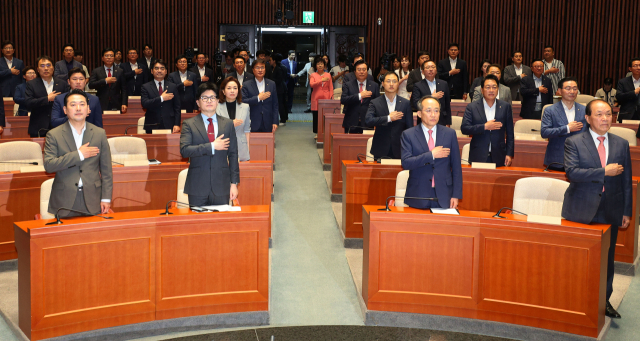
609, 127, 637, 146
575, 94, 596, 105
13, 103, 19, 115
137, 117, 146, 134
333, 88, 342, 100
512, 177, 570, 217
451, 116, 463, 130
514, 119, 542, 135
107, 136, 148, 164
0, 141, 44, 172
40, 178, 55, 220
177, 169, 189, 206
366, 137, 374, 162
461, 143, 470, 165
394, 170, 410, 207
622, 120, 640, 125
541, 104, 553, 120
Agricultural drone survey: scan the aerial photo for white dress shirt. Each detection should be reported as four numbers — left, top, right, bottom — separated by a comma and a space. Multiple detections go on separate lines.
202, 113, 219, 154
130, 61, 139, 79
146, 57, 152, 68
483, 98, 497, 152
426, 78, 436, 95
421, 123, 437, 146
179, 70, 188, 83
633, 76, 640, 90
4, 57, 12, 69
561, 101, 576, 134
256, 78, 265, 102
357, 79, 367, 101
42, 78, 54, 94
69, 121, 110, 202
198, 66, 206, 77
514, 64, 523, 76
386, 94, 397, 122
237, 72, 245, 86
588, 128, 609, 163
449, 57, 457, 70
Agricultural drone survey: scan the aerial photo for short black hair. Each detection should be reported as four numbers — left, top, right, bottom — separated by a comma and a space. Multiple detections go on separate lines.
417, 50, 430, 59
558, 77, 579, 89
252, 58, 266, 69
234, 56, 245, 64
421, 60, 436, 70
196, 52, 205, 59
383, 71, 399, 81
354, 60, 369, 70
487, 63, 502, 73
288, 50, 296, 55
448, 43, 459, 50
628, 57, 640, 67
74, 50, 83, 57
544, 45, 554, 52
1, 40, 14, 50
101, 47, 115, 57
478, 59, 491, 74
36, 55, 52, 66
143, 43, 153, 50
604, 77, 613, 85
256, 49, 270, 57
62, 44, 74, 52
175, 54, 188, 63
127, 47, 139, 55
531, 59, 545, 66
68, 67, 86, 79
272, 53, 284, 63
313, 57, 326, 70
585, 99, 612, 116
114, 49, 122, 54
64, 89, 88, 106
196, 82, 219, 99
151, 59, 167, 70
338, 54, 347, 63
512, 50, 522, 57
481, 74, 499, 88
22, 66, 36, 74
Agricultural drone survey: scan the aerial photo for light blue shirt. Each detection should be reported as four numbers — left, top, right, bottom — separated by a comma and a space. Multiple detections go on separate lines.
201, 113, 219, 154
385, 94, 397, 123
588, 128, 609, 163
426, 78, 437, 95
533, 75, 542, 103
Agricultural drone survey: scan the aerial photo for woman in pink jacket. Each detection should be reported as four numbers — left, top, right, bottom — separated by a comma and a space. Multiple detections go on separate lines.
310, 58, 333, 137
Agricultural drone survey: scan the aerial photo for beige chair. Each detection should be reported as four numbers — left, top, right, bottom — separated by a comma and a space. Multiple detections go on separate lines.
107, 136, 148, 164
512, 177, 569, 217
575, 94, 596, 105
394, 170, 410, 207
451, 116, 463, 130
13, 103, 19, 115
38, 179, 55, 220
333, 88, 342, 100
541, 104, 553, 121
461, 143, 470, 165
137, 116, 146, 134
366, 137, 374, 162
514, 119, 542, 136
622, 120, 640, 125
609, 127, 637, 146
0, 141, 44, 172
177, 169, 189, 207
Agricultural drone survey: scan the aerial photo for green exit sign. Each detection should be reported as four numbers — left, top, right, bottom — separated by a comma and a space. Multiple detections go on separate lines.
303, 11, 315, 24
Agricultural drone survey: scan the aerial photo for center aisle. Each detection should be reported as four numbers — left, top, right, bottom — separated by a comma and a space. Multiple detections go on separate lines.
269, 122, 365, 325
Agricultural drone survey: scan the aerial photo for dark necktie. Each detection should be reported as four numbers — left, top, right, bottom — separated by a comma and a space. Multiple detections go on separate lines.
107, 68, 111, 88
207, 118, 215, 142
359, 83, 364, 103
158, 82, 162, 95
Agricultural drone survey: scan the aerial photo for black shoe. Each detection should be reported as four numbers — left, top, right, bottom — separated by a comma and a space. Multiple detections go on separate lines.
304, 109, 312, 113
606, 301, 621, 318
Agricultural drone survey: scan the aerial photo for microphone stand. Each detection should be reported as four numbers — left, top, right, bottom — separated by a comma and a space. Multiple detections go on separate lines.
160, 200, 219, 215
124, 123, 159, 135
379, 196, 438, 211
492, 207, 528, 218
0, 161, 39, 165
45, 207, 113, 225
347, 126, 374, 134
543, 162, 564, 172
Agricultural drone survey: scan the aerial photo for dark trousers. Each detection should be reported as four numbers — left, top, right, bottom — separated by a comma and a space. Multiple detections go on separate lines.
406, 186, 440, 209
592, 193, 617, 301
286, 81, 295, 111
312, 110, 319, 133
345, 127, 362, 134
180, 97, 195, 113
278, 92, 288, 122
188, 191, 230, 207
253, 120, 274, 132
546, 164, 565, 172
532, 110, 542, 120
61, 187, 90, 217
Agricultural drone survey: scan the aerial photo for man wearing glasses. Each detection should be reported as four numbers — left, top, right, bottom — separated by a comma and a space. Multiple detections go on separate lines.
471, 64, 512, 105
54, 44, 83, 82
180, 82, 239, 206
0, 40, 25, 97
141, 60, 181, 134
241, 59, 279, 132
25, 56, 70, 137
89, 48, 128, 113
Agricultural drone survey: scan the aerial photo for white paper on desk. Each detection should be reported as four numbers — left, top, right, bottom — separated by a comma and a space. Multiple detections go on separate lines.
199, 205, 241, 212
430, 208, 460, 215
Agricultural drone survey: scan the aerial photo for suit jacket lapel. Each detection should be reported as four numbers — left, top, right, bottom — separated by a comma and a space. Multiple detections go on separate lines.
581, 132, 603, 166
217, 102, 228, 118
82, 124, 94, 145
195, 115, 210, 142
414, 124, 431, 154
435, 124, 445, 148
60, 122, 77, 152
495, 102, 504, 123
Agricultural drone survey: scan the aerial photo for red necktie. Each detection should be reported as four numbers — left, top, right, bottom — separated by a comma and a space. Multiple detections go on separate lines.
428, 130, 435, 187
107, 68, 111, 88
359, 82, 364, 103
158, 82, 163, 95
597, 136, 606, 192
207, 118, 215, 142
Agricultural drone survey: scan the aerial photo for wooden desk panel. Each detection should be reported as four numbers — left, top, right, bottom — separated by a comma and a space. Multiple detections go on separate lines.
330, 134, 371, 194
15, 206, 269, 340
126, 97, 145, 115
323, 114, 346, 164
317, 99, 341, 143
0, 161, 273, 261
363, 206, 608, 337
343, 162, 639, 263
3, 98, 14, 115
249, 132, 275, 164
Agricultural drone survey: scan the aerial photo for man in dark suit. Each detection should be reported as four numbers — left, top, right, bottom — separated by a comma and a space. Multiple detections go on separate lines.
281, 50, 298, 113
341, 60, 380, 134
120, 48, 148, 96
343, 53, 375, 84
562, 99, 632, 319
13, 66, 37, 116
540, 77, 587, 170
0, 96, 4, 135
437, 43, 469, 100
89, 48, 128, 112
520, 60, 553, 119
239, 49, 253, 75
616, 57, 640, 123
139, 44, 157, 81
461, 75, 514, 166
228, 57, 255, 87
241, 59, 279, 133
25, 55, 70, 137
190, 53, 214, 84
269, 53, 289, 125
168, 55, 200, 113
51, 67, 103, 128
141, 60, 181, 134
180, 82, 239, 206
406, 50, 432, 93
365, 72, 413, 159
54, 44, 83, 82
503, 51, 532, 101
0, 40, 25, 97
43, 89, 113, 217
401, 96, 462, 209
256, 50, 273, 80
410, 60, 451, 125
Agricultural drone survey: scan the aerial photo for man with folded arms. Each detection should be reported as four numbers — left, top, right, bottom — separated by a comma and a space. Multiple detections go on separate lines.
44, 89, 113, 217
401, 96, 462, 209
562, 99, 631, 319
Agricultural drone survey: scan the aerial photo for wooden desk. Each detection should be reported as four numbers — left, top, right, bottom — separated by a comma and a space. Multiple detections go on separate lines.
363, 205, 608, 338
343, 162, 639, 263
317, 99, 341, 143
3, 98, 14, 115
248, 132, 275, 165
15, 206, 269, 341
126, 96, 144, 114
323, 114, 347, 164
0, 161, 273, 261
330, 133, 371, 195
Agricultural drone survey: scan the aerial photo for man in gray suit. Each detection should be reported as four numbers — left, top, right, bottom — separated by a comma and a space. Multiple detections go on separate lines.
503, 51, 532, 101
54, 44, 83, 82
562, 99, 632, 319
44, 89, 113, 217
472, 64, 512, 104
180, 83, 240, 206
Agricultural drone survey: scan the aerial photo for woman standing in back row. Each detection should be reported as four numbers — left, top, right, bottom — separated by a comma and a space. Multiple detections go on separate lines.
310, 58, 334, 138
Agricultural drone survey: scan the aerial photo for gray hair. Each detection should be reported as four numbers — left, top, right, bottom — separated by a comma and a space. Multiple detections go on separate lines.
417, 96, 441, 111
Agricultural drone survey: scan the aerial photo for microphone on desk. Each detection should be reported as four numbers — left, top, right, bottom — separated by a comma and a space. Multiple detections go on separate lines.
378, 195, 438, 211
355, 153, 369, 163
347, 126, 374, 134
543, 162, 564, 172
45, 207, 114, 225
160, 200, 219, 215
124, 123, 159, 135
37, 128, 49, 138
333, 108, 341, 114
530, 128, 540, 132
0, 161, 38, 165
111, 160, 124, 166
492, 207, 528, 219
461, 159, 470, 164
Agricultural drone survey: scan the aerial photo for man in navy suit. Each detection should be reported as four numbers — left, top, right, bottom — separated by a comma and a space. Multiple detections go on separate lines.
13, 66, 37, 116
410, 60, 451, 125
520, 60, 553, 119
562, 99, 632, 319
190, 53, 215, 84
141, 60, 181, 134
25, 56, 70, 137
120, 48, 148, 96
541, 77, 587, 171
51, 67, 103, 128
0, 40, 25, 97
616, 57, 640, 123
461, 74, 514, 166
54, 44, 83, 82
437, 43, 469, 100
281, 50, 297, 113
341, 60, 380, 133
89, 48, 128, 112
242, 59, 279, 133
139, 44, 157, 81
401, 96, 462, 209
365, 72, 413, 159
168, 55, 200, 113
228, 57, 255, 87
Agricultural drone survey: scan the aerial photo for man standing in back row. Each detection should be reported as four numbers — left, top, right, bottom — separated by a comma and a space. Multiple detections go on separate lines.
437, 43, 469, 100
89, 48, 128, 113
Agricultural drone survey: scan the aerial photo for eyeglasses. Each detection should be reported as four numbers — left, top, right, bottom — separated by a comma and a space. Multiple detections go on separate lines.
64, 49, 74, 52
562, 87, 579, 92
153, 67, 166, 71
104, 54, 114, 58
254, 66, 266, 70
3, 47, 14, 50
39, 63, 53, 68
200, 96, 217, 102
